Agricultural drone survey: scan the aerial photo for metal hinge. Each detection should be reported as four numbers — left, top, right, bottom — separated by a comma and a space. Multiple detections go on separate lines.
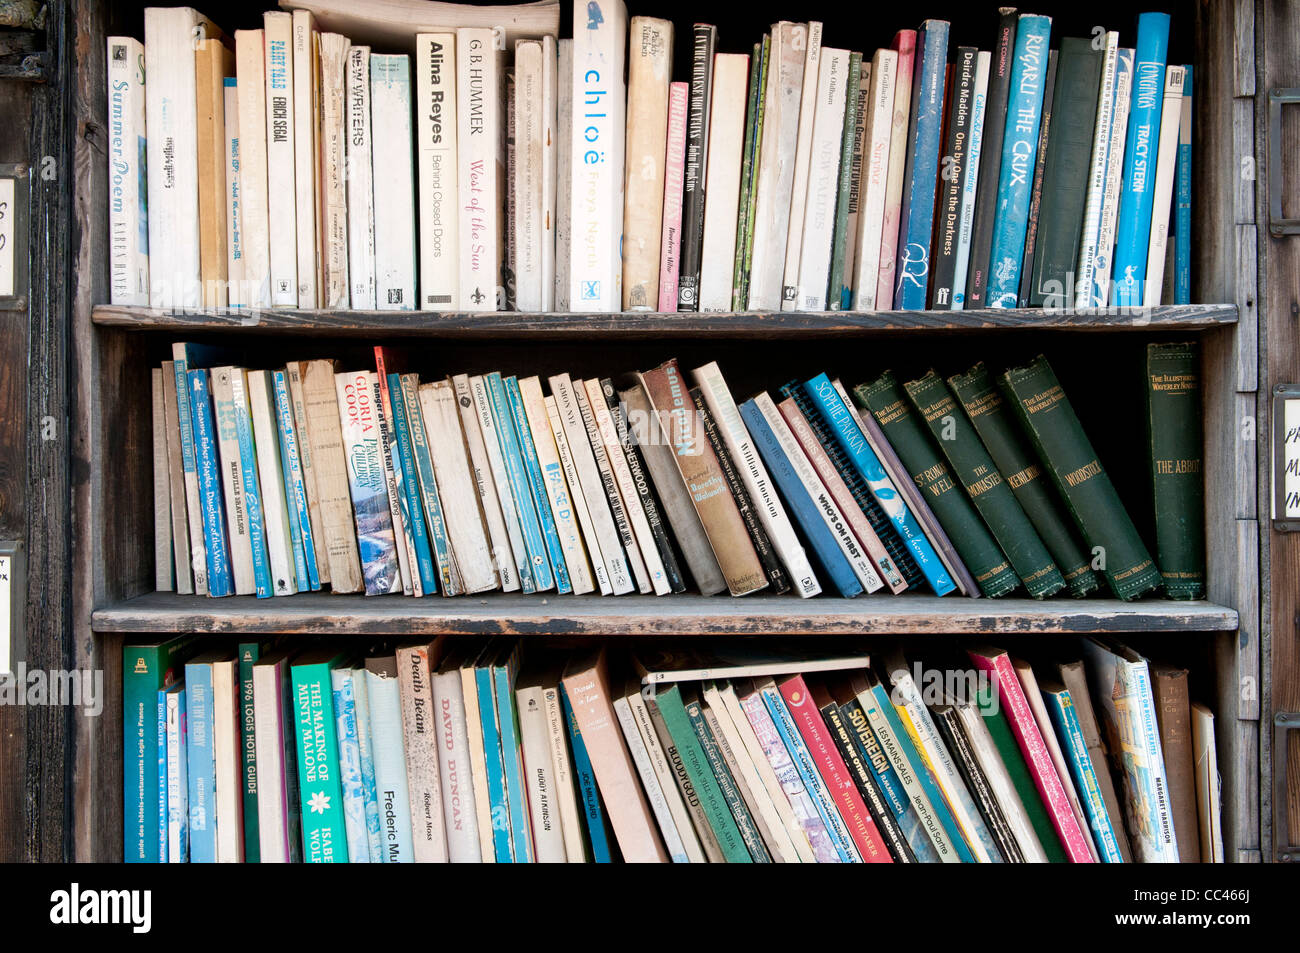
1268, 89, 1300, 237
1276, 712, 1300, 861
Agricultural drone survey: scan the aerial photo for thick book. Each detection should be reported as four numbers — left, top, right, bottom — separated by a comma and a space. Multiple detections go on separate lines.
1040, 679, 1125, 862
124, 637, 193, 862
318, 33, 351, 307
904, 369, 1065, 598
1111, 13, 1171, 306
346, 45, 377, 309
891, 20, 949, 310
263, 12, 299, 306
365, 656, 415, 861
209, 657, 245, 863
230, 370, 274, 597
513, 39, 545, 310
948, 363, 1099, 597
430, 649, 481, 861
1151, 664, 1201, 862
658, 82, 689, 311
184, 653, 220, 862
1016, 50, 1057, 309
873, 28, 914, 308
235, 29, 272, 308
1073, 32, 1120, 308
780, 21, 824, 310
951, 51, 991, 308
1142, 65, 1187, 305
396, 641, 449, 862
1000, 355, 1161, 600
415, 33, 458, 309
455, 29, 501, 310
331, 666, 372, 863
698, 52, 751, 312
107, 36, 150, 305
1145, 342, 1206, 598
290, 650, 350, 862
677, 23, 718, 311
930, 46, 977, 308
188, 369, 234, 597
622, 17, 674, 310
517, 669, 568, 861
195, 38, 232, 308
335, 370, 401, 595
291, 10, 318, 306
301, 359, 364, 592
561, 682, 617, 862
851, 48, 897, 310
370, 54, 418, 310
555, 38, 573, 310
793, 47, 851, 311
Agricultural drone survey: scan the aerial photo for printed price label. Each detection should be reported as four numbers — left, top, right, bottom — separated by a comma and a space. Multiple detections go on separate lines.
0, 177, 14, 299
1272, 387, 1300, 530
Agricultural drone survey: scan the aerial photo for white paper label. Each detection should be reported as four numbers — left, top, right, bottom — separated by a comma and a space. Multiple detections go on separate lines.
0, 554, 11, 676
0, 177, 14, 298
1283, 399, 1300, 519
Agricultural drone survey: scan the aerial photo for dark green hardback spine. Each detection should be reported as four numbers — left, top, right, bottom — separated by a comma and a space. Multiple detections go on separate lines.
856, 372, 1020, 597
1028, 39, 1103, 307
999, 355, 1161, 600
949, 362, 1099, 597
1018, 50, 1058, 308
238, 642, 261, 863
685, 693, 771, 862
905, 370, 1065, 598
1146, 342, 1206, 599
827, 51, 864, 310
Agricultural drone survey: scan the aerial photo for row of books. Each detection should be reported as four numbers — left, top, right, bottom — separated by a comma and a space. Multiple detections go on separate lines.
151, 342, 1206, 602
123, 635, 1224, 863
107, 3, 1193, 314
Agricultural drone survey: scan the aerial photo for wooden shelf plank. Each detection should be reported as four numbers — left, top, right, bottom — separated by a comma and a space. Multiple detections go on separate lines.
92, 591, 1240, 636
90, 303, 1239, 338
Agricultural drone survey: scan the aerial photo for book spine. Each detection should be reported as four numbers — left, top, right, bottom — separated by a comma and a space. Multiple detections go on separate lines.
1146, 342, 1206, 598
211, 368, 256, 595
931, 47, 977, 308
397, 646, 449, 862
455, 31, 501, 310
529, 386, 599, 595
931, 705, 1022, 861
677, 23, 717, 311
1074, 34, 1120, 308
370, 55, 418, 310
319, 35, 351, 307
185, 663, 216, 862
473, 374, 535, 592
615, 694, 689, 862
388, 374, 438, 593
152, 369, 174, 590
658, 82, 689, 312
263, 12, 298, 306
504, 68, 517, 311
905, 370, 1065, 597
964, 8, 1017, 308
230, 372, 273, 598
188, 370, 233, 597
555, 38, 573, 311
431, 670, 480, 861
513, 41, 543, 310
335, 370, 401, 595
781, 22, 824, 310
291, 11, 318, 307
403, 378, 459, 595
823, 699, 915, 862
415, 33, 458, 309
857, 371, 1018, 597
274, 369, 321, 590
286, 363, 330, 585
1112, 13, 1171, 306
544, 683, 588, 861
170, 362, 214, 592
794, 47, 851, 311
1173, 67, 1192, 304
1047, 690, 1124, 862
951, 52, 991, 309
622, 17, 674, 310
892, 21, 948, 309
235, 30, 272, 308
686, 698, 771, 862
345, 46, 377, 308
698, 52, 751, 312
1141, 65, 1187, 306
166, 688, 188, 862
302, 360, 364, 592
213, 664, 243, 862
124, 643, 176, 861
948, 362, 1099, 596
247, 372, 296, 595
349, 666, 384, 861
498, 656, 535, 864
519, 684, 566, 861
292, 661, 348, 861
331, 668, 371, 863
1017, 50, 1057, 308
161, 364, 194, 593
735, 38, 769, 310
560, 683, 614, 862
507, 376, 572, 593
873, 29, 915, 309
454, 373, 520, 592
223, 79, 245, 308
156, 691, 168, 861
852, 49, 897, 310
474, 662, 514, 861
252, 662, 287, 861
835, 56, 867, 310
107, 37, 149, 305
541, 36, 558, 310
365, 667, 415, 861
414, 387, 471, 594
1001, 356, 1161, 599
489, 372, 555, 591
372, 369, 417, 595
569, 1, 627, 312
1090, 48, 1135, 307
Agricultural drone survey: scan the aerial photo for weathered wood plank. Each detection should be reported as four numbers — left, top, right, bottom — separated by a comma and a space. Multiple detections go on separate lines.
88, 303, 1240, 338
1235, 96, 1256, 227
1234, 0, 1256, 97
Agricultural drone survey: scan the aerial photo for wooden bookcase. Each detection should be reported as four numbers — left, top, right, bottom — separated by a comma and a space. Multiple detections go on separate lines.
42, 0, 1274, 861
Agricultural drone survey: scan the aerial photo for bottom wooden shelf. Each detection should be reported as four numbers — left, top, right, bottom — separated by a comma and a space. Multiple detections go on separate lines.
90, 591, 1240, 636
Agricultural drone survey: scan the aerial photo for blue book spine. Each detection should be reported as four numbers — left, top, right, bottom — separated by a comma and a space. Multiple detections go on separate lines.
1173, 65, 1192, 305
893, 20, 951, 309
166, 687, 188, 863
184, 661, 216, 863
487, 372, 555, 591
985, 14, 1053, 307
802, 374, 956, 595
331, 668, 371, 864
493, 654, 534, 862
230, 372, 273, 598
350, 667, 385, 862
273, 370, 319, 591
170, 354, 206, 592
759, 685, 857, 862
386, 374, 438, 594
561, 682, 614, 863
188, 370, 233, 597
400, 378, 455, 594
1047, 689, 1124, 862
738, 399, 862, 597
505, 376, 571, 594
364, 669, 414, 862
475, 663, 515, 862
157, 690, 169, 862
1112, 12, 1171, 306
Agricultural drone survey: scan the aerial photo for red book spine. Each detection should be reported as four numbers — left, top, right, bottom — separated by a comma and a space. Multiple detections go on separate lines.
969, 649, 1096, 863
779, 674, 892, 862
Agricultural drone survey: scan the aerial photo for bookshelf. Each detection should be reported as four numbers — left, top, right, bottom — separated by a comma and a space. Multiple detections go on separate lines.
42, 0, 1272, 864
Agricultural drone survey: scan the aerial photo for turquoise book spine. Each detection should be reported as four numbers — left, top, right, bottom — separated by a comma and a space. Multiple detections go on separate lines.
291, 655, 350, 862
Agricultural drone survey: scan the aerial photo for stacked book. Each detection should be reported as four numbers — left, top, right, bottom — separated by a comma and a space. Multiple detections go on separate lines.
123, 636, 1226, 862
107, 2, 1194, 313
150, 343, 1206, 602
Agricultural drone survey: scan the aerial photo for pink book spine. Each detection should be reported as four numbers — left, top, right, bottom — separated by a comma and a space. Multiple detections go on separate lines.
970, 650, 1096, 863
875, 30, 916, 310
657, 82, 690, 313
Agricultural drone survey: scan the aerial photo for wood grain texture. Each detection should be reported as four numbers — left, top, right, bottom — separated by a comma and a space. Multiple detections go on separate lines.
91, 590, 1240, 637
89, 303, 1241, 338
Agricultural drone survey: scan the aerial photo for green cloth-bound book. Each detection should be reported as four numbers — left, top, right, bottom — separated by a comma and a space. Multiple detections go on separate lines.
238, 641, 261, 864
905, 369, 1065, 598
856, 371, 1020, 597
732, 38, 768, 311
826, 51, 863, 311
1000, 355, 1161, 600
1146, 342, 1206, 599
291, 648, 351, 863
949, 362, 1100, 597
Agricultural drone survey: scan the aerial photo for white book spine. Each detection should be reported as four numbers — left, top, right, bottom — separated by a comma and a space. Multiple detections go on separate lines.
152, 368, 174, 590
613, 693, 688, 861
291, 10, 319, 307
469, 374, 530, 589
346, 46, 377, 309
165, 690, 187, 862
457, 29, 501, 311
1091, 48, 1134, 309
223, 80, 246, 308
692, 361, 820, 596
794, 47, 849, 311
749, 22, 808, 311
247, 370, 297, 595
575, 381, 646, 592
263, 12, 299, 306
568, 0, 627, 312
252, 664, 289, 862
545, 394, 612, 595
949, 51, 988, 310
452, 373, 519, 591
519, 683, 568, 862
548, 373, 633, 594
852, 48, 899, 310
1143, 65, 1187, 307
540, 35, 559, 311
318, 34, 351, 308
520, 378, 595, 594
1074, 33, 1120, 309
555, 38, 573, 311
431, 669, 482, 862
144, 8, 207, 309
840, 60, 870, 308
955, 701, 1049, 862
542, 683, 587, 861
416, 34, 458, 310
625, 688, 706, 862
107, 37, 149, 305
210, 367, 256, 595
755, 392, 882, 592
697, 52, 750, 312
370, 55, 418, 310
621, 17, 674, 310
212, 661, 245, 862
514, 40, 546, 311
779, 21, 823, 311
235, 29, 272, 308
